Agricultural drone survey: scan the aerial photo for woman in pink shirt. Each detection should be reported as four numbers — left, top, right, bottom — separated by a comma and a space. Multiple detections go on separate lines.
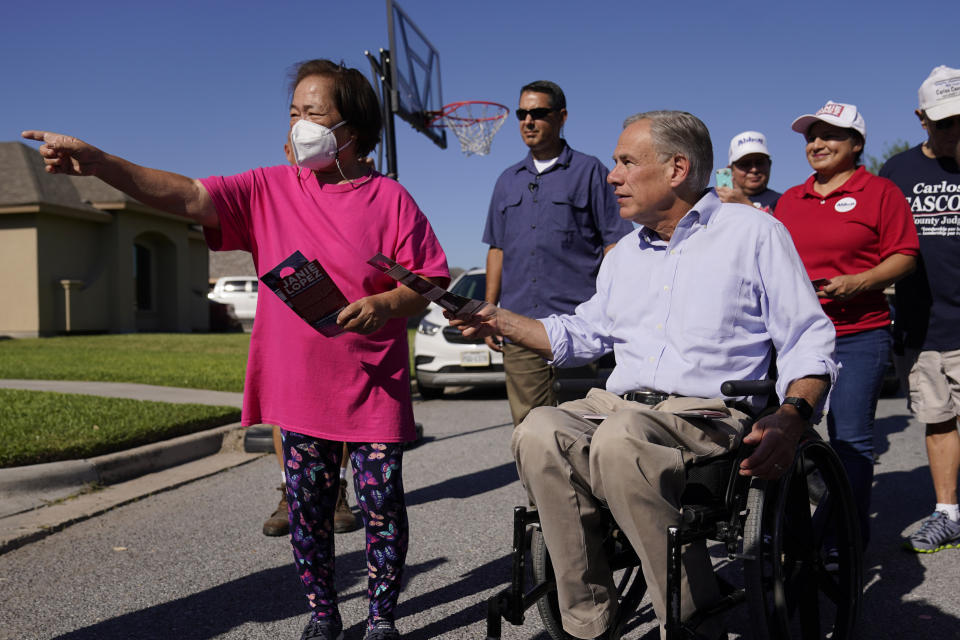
24, 59, 449, 640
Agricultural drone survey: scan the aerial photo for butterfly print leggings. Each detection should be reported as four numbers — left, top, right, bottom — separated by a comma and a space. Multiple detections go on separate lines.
281, 430, 408, 630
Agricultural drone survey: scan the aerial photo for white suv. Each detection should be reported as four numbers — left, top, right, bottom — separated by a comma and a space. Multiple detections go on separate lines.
208, 276, 258, 321
413, 269, 504, 398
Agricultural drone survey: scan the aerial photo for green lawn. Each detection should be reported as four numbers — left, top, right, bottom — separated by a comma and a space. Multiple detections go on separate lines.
0, 333, 250, 391
0, 332, 420, 467
0, 334, 249, 467
1, 389, 240, 467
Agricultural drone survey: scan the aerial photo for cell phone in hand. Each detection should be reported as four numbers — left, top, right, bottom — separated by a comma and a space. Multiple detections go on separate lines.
811, 278, 829, 291
716, 168, 733, 189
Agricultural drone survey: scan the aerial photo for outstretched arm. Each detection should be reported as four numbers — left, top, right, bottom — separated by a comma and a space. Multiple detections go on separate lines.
447, 305, 553, 360
337, 275, 450, 335
21, 130, 219, 228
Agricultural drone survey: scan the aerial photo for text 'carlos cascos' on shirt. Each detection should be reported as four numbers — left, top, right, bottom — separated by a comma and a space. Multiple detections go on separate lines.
881, 144, 960, 351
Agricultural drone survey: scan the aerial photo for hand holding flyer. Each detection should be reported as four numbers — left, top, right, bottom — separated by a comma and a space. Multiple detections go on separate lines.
261, 251, 349, 337
366, 253, 486, 316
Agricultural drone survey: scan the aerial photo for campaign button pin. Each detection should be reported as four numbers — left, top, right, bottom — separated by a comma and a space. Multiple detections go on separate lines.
835, 197, 857, 213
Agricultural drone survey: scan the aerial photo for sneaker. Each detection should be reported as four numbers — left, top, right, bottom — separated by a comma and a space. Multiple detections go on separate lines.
300, 619, 344, 640
262, 484, 290, 537
903, 511, 960, 553
363, 621, 400, 640
334, 480, 361, 533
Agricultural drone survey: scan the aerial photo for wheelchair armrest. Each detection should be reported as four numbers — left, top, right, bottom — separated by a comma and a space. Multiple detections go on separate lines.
551, 378, 598, 394
720, 379, 775, 397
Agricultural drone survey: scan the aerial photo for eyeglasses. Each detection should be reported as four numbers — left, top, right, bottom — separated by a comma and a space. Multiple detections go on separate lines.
933, 116, 960, 131
732, 158, 771, 170
515, 108, 558, 121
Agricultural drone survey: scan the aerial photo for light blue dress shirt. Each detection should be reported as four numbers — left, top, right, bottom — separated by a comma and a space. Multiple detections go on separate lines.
541, 190, 837, 409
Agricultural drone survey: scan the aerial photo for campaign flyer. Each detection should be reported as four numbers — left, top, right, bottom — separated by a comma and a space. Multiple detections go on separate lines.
260, 251, 349, 337
366, 253, 486, 316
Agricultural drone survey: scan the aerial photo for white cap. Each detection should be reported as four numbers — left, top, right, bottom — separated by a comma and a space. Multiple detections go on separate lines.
728, 131, 770, 164
919, 65, 960, 121
791, 101, 866, 138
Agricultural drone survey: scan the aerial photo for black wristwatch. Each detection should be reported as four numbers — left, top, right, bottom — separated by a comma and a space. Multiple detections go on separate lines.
781, 397, 813, 422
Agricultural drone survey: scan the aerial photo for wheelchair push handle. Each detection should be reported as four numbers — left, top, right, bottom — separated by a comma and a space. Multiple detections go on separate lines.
720, 379, 775, 397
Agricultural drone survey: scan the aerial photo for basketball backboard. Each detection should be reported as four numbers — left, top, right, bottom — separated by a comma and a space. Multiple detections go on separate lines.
385, 0, 446, 149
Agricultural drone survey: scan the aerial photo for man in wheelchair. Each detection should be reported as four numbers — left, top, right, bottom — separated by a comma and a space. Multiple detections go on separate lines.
449, 111, 838, 640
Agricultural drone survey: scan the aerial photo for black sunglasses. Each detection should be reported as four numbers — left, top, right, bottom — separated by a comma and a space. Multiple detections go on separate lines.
515, 107, 558, 121
732, 157, 770, 170
933, 115, 960, 131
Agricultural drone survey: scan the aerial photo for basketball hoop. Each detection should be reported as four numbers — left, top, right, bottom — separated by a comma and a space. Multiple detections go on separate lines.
429, 101, 509, 156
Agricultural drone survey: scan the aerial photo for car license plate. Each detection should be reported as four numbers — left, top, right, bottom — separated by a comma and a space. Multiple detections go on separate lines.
460, 351, 490, 367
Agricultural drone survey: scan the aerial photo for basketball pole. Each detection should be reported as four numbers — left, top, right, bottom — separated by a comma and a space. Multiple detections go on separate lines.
366, 48, 399, 180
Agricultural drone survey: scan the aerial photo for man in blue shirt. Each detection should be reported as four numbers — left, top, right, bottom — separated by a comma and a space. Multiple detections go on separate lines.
455, 111, 836, 640
483, 80, 633, 426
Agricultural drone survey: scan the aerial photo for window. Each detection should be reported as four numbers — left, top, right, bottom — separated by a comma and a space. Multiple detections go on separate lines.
133, 243, 153, 311
451, 273, 486, 299
223, 280, 248, 292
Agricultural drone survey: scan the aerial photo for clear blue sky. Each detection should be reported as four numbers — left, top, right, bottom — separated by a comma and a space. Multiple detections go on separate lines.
3, 0, 955, 270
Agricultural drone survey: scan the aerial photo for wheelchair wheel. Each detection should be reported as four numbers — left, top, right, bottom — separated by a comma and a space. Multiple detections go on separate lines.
531, 525, 647, 640
742, 438, 863, 640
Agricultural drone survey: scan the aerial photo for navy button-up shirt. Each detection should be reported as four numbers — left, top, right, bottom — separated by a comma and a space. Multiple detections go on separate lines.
483, 142, 632, 317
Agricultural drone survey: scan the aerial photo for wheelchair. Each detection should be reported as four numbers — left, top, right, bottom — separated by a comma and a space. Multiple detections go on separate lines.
484, 380, 863, 640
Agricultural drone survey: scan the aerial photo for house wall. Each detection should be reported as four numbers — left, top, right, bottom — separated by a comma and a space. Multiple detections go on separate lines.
111, 209, 208, 333
0, 143, 209, 336
0, 209, 209, 336
36, 212, 112, 334
0, 218, 39, 337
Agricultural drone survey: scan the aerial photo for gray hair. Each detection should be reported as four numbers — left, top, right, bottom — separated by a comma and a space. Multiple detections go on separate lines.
623, 111, 713, 193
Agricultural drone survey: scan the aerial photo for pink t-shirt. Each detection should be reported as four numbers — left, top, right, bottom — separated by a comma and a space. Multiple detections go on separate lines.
201, 166, 449, 442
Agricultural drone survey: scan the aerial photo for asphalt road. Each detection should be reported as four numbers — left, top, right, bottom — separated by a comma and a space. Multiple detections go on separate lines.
1, 388, 958, 640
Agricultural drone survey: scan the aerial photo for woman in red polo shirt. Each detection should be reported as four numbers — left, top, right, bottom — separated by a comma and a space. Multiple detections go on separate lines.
775, 101, 919, 548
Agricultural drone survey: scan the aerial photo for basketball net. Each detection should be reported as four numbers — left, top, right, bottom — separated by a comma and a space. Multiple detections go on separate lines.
433, 101, 509, 156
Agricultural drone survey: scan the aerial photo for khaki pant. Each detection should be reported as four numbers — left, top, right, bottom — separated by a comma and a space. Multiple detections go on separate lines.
902, 348, 960, 424
511, 388, 749, 639
503, 342, 556, 426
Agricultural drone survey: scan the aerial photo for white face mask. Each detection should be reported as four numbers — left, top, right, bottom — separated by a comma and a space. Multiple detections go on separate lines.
289, 119, 353, 170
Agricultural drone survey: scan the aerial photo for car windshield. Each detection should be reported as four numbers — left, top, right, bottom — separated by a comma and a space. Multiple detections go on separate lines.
451, 273, 485, 299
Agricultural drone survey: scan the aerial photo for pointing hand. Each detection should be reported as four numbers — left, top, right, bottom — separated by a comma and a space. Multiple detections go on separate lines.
21, 130, 105, 176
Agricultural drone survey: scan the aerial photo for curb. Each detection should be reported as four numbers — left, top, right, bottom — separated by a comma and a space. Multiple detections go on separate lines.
0, 423, 264, 553
0, 415, 425, 554
0, 422, 244, 498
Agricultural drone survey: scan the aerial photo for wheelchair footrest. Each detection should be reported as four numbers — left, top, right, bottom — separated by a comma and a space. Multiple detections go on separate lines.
485, 506, 559, 637
681, 503, 726, 526
485, 578, 556, 635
